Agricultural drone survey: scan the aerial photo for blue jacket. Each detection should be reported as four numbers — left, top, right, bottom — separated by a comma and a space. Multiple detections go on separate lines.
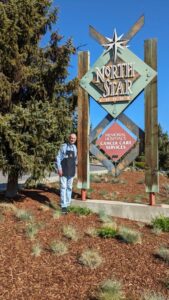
55, 143, 77, 171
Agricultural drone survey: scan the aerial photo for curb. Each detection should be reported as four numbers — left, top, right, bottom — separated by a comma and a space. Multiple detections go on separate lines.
71, 199, 169, 223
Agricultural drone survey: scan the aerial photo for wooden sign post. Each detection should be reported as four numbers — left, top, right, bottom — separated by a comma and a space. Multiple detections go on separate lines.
145, 39, 158, 205
77, 51, 90, 200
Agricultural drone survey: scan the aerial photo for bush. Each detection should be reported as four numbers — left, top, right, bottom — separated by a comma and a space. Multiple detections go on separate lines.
53, 210, 61, 219
25, 222, 41, 240
67, 206, 92, 216
155, 247, 169, 263
118, 227, 142, 244
97, 226, 117, 238
15, 209, 34, 222
135, 161, 145, 169
151, 215, 169, 232
99, 210, 112, 224
85, 227, 98, 237
97, 278, 125, 300
50, 241, 68, 256
79, 249, 102, 269
63, 225, 78, 241
32, 243, 42, 257
142, 291, 167, 300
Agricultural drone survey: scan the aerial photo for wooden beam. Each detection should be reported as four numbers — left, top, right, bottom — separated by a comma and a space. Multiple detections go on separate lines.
123, 15, 145, 42
144, 39, 159, 194
77, 51, 90, 190
89, 15, 144, 46
89, 25, 108, 45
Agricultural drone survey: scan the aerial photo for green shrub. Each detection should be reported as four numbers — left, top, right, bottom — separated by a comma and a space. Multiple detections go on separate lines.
151, 215, 169, 232
79, 249, 102, 269
67, 206, 92, 216
135, 161, 145, 169
155, 247, 169, 263
118, 227, 142, 244
97, 226, 117, 238
97, 278, 125, 300
50, 241, 68, 255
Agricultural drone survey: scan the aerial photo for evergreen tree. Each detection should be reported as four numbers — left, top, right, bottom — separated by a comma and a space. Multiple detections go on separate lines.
158, 124, 169, 171
0, 0, 77, 197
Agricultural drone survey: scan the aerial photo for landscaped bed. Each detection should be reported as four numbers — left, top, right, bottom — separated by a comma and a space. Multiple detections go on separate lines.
0, 178, 169, 300
73, 170, 169, 205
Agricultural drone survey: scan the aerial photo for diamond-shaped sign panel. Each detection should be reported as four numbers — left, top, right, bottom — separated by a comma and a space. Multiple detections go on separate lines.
80, 47, 157, 118
96, 122, 137, 161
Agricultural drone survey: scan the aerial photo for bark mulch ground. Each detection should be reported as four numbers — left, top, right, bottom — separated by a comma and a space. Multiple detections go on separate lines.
0, 170, 169, 299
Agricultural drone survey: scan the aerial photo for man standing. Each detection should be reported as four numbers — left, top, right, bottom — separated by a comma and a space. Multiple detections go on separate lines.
56, 133, 77, 214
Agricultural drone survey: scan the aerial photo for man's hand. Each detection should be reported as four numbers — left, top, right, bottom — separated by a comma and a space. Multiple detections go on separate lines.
58, 169, 63, 177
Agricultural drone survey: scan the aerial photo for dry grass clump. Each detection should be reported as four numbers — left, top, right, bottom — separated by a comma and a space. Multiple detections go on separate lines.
53, 209, 61, 219
142, 291, 167, 300
99, 210, 112, 224
155, 246, 169, 263
50, 241, 68, 256
32, 243, 42, 257
25, 222, 42, 240
85, 227, 98, 237
79, 249, 102, 269
62, 225, 78, 241
118, 226, 142, 244
97, 278, 125, 300
15, 209, 34, 222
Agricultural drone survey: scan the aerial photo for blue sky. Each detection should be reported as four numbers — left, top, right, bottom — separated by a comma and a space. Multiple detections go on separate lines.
47, 0, 169, 133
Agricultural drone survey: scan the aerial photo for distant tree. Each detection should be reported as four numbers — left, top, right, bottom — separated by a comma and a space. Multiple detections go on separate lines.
0, 0, 77, 197
158, 124, 169, 171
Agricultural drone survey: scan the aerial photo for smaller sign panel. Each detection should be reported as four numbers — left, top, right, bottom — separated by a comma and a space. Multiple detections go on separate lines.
96, 122, 137, 161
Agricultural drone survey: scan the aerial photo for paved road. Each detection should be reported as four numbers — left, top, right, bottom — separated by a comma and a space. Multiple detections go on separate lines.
0, 164, 107, 191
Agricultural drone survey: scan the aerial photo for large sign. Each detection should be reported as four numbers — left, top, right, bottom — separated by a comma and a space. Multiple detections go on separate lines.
80, 29, 157, 118
96, 122, 136, 161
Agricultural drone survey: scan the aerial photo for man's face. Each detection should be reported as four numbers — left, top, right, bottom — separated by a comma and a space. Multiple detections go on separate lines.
69, 134, 77, 144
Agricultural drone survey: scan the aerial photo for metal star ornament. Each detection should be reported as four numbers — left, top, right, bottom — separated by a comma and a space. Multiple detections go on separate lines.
102, 29, 129, 62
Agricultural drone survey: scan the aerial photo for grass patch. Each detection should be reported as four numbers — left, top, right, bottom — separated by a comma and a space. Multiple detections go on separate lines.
79, 249, 102, 269
53, 209, 61, 219
25, 222, 42, 240
155, 247, 169, 263
97, 226, 117, 238
15, 209, 34, 222
99, 210, 112, 224
118, 226, 142, 244
50, 241, 68, 256
0, 211, 5, 222
67, 205, 92, 216
87, 188, 94, 198
32, 243, 42, 257
99, 190, 108, 197
137, 178, 145, 184
151, 227, 162, 236
90, 174, 102, 183
97, 278, 125, 300
142, 292, 167, 300
63, 225, 78, 241
85, 227, 98, 237
151, 215, 169, 232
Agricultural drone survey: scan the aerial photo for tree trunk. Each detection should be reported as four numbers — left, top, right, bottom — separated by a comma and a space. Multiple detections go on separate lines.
5, 171, 19, 198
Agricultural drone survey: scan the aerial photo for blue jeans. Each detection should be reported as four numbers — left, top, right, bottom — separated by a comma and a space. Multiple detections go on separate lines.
60, 176, 74, 208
